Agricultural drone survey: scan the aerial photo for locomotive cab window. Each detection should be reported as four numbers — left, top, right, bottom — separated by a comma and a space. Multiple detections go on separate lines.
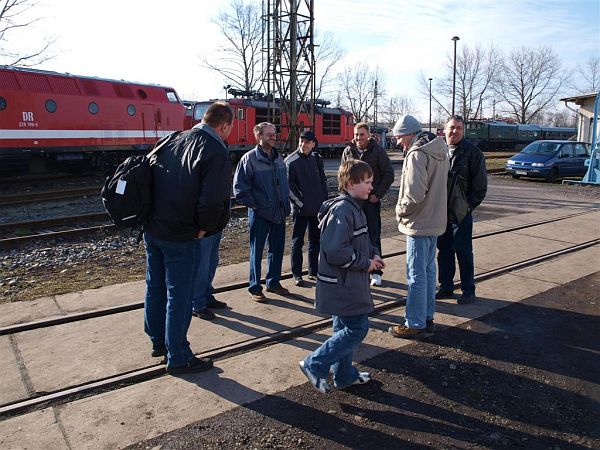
194, 104, 209, 121
45, 99, 57, 113
166, 91, 178, 103
0, 96, 6, 111
88, 102, 99, 115
127, 104, 136, 116
237, 108, 244, 120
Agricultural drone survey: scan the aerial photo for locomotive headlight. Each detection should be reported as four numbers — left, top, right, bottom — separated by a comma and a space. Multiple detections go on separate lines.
531, 162, 545, 167
507, 159, 516, 165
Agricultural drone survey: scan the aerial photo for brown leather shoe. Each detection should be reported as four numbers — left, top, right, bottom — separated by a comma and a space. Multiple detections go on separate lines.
266, 284, 290, 296
249, 291, 267, 302
388, 324, 426, 339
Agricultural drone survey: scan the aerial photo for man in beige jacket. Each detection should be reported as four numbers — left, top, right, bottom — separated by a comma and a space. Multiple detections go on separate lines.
389, 115, 449, 338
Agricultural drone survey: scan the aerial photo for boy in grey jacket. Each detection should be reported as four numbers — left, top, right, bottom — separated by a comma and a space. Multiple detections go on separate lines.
299, 160, 384, 393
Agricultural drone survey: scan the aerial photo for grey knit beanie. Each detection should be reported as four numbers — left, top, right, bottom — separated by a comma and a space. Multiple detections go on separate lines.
392, 115, 422, 136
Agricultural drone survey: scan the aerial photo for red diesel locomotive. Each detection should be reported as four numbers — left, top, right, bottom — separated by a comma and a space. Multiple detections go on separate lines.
0, 66, 355, 176
0, 66, 186, 176
186, 96, 355, 159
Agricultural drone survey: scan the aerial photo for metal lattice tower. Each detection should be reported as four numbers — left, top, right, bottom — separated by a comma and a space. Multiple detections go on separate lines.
262, 0, 315, 153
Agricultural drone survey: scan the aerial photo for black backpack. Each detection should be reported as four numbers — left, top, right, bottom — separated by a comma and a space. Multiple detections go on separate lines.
101, 132, 180, 228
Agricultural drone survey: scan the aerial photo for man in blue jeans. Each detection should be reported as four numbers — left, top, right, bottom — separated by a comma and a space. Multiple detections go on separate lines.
191, 230, 228, 321
388, 115, 449, 339
144, 102, 233, 374
436, 116, 487, 304
233, 122, 291, 301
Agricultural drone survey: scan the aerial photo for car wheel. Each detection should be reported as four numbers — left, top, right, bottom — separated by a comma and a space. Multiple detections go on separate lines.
546, 168, 558, 183
511, 174, 520, 179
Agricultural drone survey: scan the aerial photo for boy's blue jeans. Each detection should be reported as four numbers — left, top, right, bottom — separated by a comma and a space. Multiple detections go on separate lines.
303, 314, 369, 388
405, 235, 437, 329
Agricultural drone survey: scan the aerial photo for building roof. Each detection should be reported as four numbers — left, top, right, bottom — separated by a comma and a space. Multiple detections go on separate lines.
560, 92, 598, 105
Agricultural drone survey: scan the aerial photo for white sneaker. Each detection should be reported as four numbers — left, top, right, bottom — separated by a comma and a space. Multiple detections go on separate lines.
334, 371, 371, 389
370, 274, 382, 286
298, 360, 331, 394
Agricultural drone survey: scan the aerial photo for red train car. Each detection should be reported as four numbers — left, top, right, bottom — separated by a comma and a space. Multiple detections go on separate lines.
0, 66, 355, 176
0, 66, 186, 175
186, 96, 355, 160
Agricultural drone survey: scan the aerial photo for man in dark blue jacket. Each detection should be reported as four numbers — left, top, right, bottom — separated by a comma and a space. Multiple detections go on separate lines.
285, 130, 328, 286
233, 122, 291, 301
144, 101, 233, 374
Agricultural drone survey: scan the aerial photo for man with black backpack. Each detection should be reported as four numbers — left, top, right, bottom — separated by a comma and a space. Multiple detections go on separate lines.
144, 101, 233, 374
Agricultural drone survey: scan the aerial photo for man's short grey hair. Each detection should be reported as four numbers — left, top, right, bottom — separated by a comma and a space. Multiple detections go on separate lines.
253, 122, 275, 140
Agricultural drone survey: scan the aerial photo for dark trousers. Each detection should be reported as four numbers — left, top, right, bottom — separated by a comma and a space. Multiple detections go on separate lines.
363, 200, 382, 275
436, 213, 475, 295
291, 214, 320, 277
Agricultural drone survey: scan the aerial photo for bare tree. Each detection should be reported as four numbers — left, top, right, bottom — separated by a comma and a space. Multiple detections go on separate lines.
381, 94, 415, 127
542, 109, 576, 127
418, 44, 500, 121
204, 0, 345, 99
202, 0, 263, 93
572, 56, 600, 93
0, 0, 55, 66
338, 63, 381, 122
493, 46, 568, 124
312, 31, 345, 101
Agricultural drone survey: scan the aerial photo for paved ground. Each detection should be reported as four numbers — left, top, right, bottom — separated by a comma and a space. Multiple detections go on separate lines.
128, 272, 600, 449
0, 176, 598, 450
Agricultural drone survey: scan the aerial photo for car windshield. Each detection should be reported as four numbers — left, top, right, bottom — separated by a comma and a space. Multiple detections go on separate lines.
521, 141, 561, 155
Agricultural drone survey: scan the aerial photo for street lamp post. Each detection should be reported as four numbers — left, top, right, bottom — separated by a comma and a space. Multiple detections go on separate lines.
223, 85, 231, 100
451, 36, 460, 116
428, 77, 433, 132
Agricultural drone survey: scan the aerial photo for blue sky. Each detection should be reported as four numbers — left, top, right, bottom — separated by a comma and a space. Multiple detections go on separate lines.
4, 0, 599, 118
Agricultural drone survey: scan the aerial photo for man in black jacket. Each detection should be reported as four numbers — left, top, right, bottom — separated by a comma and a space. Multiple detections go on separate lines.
285, 130, 328, 286
144, 101, 233, 374
341, 122, 395, 286
436, 115, 487, 304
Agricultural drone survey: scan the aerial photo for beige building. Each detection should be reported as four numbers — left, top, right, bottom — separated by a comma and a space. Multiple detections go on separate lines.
561, 92, 598, 143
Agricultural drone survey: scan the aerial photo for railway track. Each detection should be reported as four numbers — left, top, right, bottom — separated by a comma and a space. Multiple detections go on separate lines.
0, 205, 248, 249
0, 210, 596, 418
0, 186, 102, 207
